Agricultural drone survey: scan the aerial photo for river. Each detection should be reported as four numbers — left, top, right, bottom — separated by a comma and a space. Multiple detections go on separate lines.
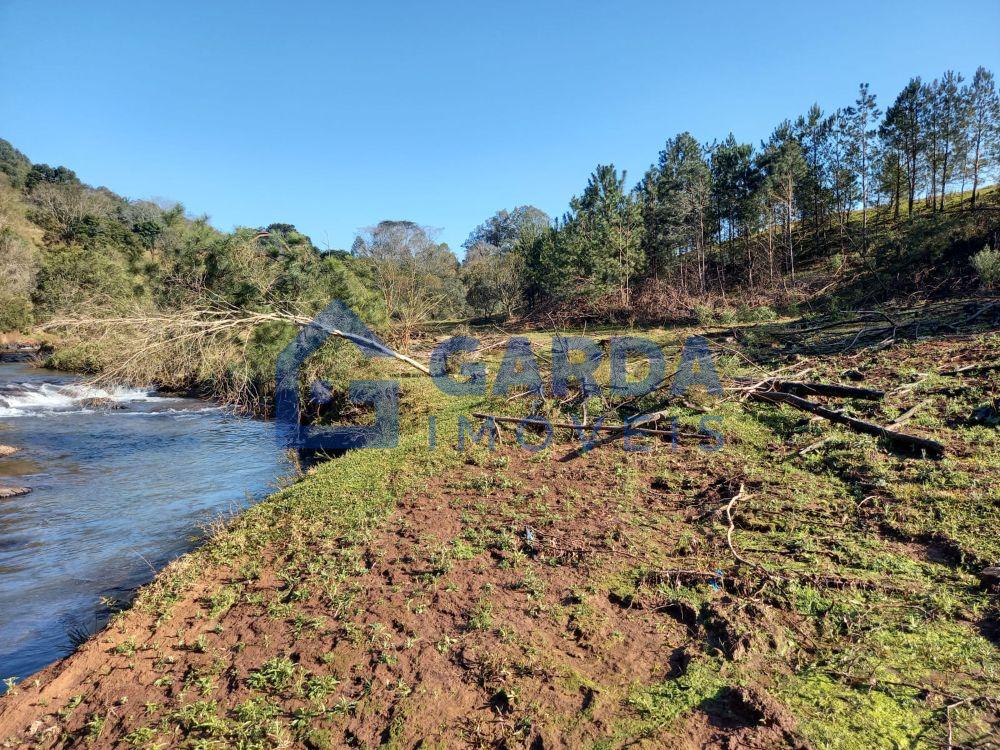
0, 360, 289, 684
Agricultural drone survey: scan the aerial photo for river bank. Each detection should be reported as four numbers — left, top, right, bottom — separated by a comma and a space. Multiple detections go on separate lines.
0, 361, 289, 684
0, 330, 997, 748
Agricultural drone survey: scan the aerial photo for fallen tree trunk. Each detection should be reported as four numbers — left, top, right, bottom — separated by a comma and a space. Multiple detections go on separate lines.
768, 380, 884, 400
733, 378, 884, 400
794, 397, 933, 457
750, 391, 945, 457
644, 568, 918, 596
470, 412, 704, 440
940, 361, 1000, 377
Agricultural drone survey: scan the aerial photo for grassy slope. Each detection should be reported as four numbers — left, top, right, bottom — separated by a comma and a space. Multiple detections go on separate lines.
1, 320, 998, 749
783, 185, 999, 310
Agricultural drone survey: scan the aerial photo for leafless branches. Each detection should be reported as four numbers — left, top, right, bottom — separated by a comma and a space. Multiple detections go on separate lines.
41, 299, 429, 409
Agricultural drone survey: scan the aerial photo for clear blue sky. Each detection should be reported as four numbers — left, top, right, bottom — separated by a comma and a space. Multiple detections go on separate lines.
2, 1, 997, 253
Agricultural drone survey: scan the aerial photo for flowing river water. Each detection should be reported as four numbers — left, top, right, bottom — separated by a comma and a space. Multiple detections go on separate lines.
0, 360, 289, 683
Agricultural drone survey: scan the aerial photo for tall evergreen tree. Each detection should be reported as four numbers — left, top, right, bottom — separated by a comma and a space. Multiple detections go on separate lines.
638, 133, 712, 291
794, 105, 835, 240
761, 121, 807, 281
567, 165, 644, 306
881, 78, 924, 217
710, 135, 759, 290
920, 80, 944, 211
844, 83, 880, 251
936, 70, 967, 210
966, 67, 999, 208
710, 134, 758, 246
829, 109, 858, 244
523, 223, 578, 302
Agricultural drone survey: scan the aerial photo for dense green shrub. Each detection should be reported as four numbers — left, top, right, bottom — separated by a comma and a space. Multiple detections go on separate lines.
0, 294, 33, 332
971, 245, 1000, 290
717, 307, 737, 325
694, 304, 714, 326
34, 244, 138, 316
734, 303, 776, 323
751, 305, 777, 322
0, 228, 38, 333
0, 139, 31, 188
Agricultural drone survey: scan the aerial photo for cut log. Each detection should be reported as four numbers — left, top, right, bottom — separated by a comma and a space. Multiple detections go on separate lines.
627, 407, 677, 428
736, 378, 884, 400
751, 391, 945, 457
470, 412, 704, 440
941, 361, 1000, 377
771, 380, 884, 400
0, 486, 31, 499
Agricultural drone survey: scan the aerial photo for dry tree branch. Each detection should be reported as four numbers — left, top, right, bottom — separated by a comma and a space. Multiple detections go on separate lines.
40, 302, 431, 409
722, 484, 760, 571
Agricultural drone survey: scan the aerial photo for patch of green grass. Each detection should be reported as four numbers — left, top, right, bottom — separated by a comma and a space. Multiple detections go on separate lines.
247, 656, 299, 694
778, 672, 930, 749
171, 700, 227, 737
122, 726, 157, 747
84, 712, 106, 743
468, 598, 495, 631
232, 696, 281, 726
625, 657, 728, 730
206, 584, 240, 617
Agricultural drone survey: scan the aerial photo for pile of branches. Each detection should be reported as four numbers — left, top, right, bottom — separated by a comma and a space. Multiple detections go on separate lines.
764, 298, 999, 356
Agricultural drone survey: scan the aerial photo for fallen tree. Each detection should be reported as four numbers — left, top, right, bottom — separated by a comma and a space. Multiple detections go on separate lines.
469, 412, 706, 440
732, 378, 885, 400
39, 301, 431, 411
749, 390, 945, 457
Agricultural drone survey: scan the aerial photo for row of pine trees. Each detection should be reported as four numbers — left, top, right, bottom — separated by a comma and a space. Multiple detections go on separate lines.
477, 67, 999, 310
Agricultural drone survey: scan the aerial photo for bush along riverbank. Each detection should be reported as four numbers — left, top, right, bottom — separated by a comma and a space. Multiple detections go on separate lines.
1, 325, 999, 749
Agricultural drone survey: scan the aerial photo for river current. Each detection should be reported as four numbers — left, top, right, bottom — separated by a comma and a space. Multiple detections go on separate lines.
0, 361, 288, 683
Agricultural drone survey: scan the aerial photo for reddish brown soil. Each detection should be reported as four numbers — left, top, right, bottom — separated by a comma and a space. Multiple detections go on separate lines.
0, 445, 809, 749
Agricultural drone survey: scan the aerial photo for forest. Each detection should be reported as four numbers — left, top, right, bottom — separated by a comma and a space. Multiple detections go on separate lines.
2, 66, 998, 411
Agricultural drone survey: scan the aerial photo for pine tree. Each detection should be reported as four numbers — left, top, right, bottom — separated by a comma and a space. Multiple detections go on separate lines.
761, 121, 807, 281
568, 165, 645, 306
966, 67, 999, 208
920, 80, 943, 211
638, 133, 712, 292
844, 83, 880, 252
794, 105, 835, 242
709, 135, 759, 292
830, 109, 858, 244
881, 78, 924, 217
936, 71, 967, 210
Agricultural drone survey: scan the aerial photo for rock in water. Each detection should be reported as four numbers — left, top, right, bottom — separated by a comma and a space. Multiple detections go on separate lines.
0, 486, 31, 499
0, 445, 19, 457
81, 397, 124, 410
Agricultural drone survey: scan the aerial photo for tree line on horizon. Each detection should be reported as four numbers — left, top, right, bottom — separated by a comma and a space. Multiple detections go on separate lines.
465, 66, 1000, 317
1, 66, 999, 364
